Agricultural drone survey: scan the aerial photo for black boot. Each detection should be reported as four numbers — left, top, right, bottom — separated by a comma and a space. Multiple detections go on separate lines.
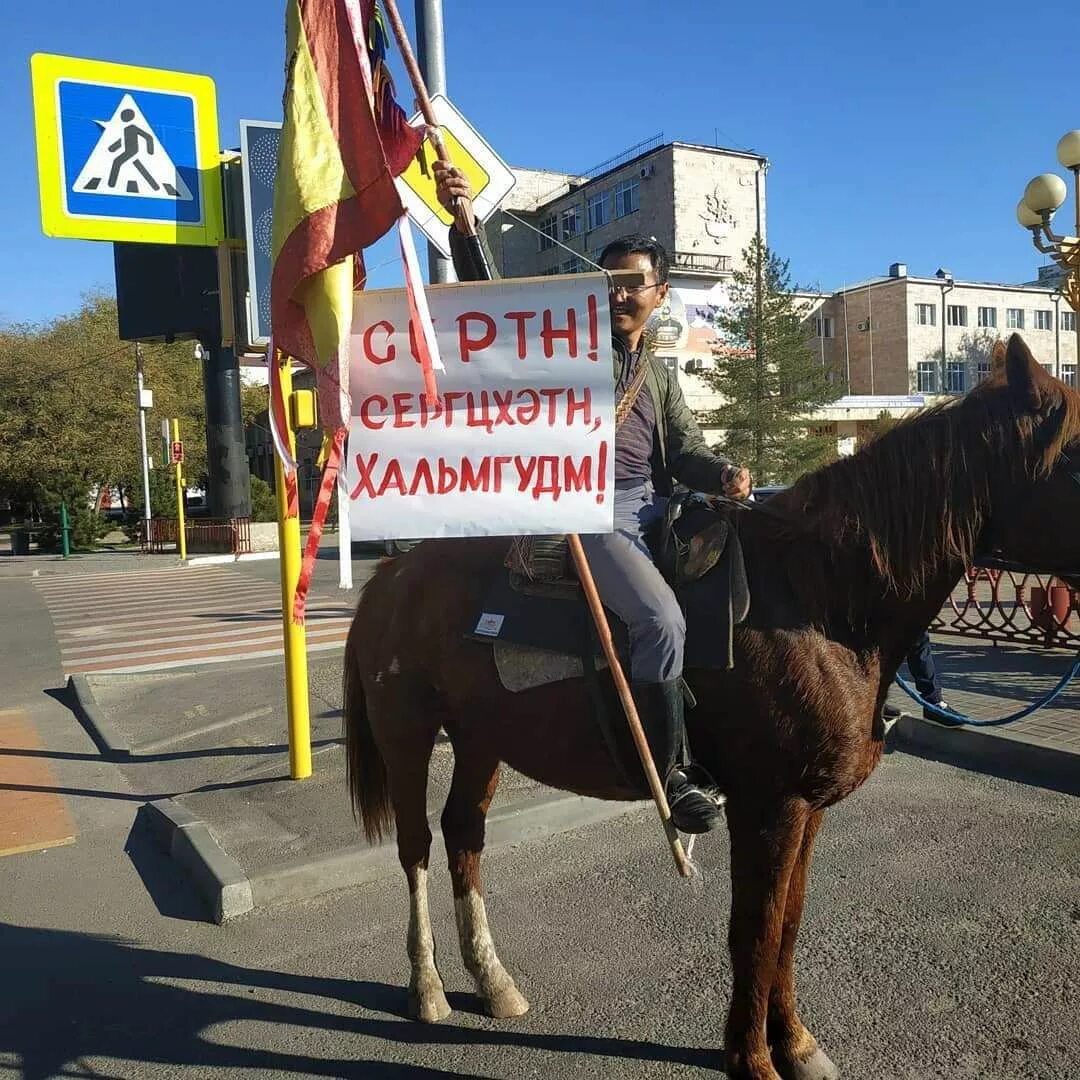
633, 680, 723, 834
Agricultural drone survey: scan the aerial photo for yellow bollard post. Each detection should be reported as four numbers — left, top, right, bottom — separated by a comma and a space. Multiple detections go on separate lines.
170, 418, 187, 562
273, 354, 312, 779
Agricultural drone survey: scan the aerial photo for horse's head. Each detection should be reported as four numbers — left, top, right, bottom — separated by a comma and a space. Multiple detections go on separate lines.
975, 334, 1080, 588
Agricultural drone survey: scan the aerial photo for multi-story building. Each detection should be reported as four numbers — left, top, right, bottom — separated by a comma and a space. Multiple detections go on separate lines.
479, 137, 769, 425
811, 262, 1078, 397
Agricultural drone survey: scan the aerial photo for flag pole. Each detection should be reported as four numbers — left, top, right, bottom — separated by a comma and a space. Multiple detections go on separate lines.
379, 0, 484, 242
379, 0, 692, 879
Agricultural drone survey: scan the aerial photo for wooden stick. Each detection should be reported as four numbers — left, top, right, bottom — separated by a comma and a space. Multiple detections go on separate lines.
379, 0, 478, 238
566, 533, 692, 878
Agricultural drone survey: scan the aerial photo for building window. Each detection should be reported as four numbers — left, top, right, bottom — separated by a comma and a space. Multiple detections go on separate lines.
815, 316, 834, 339
560, 256, 585, 274
945, 361, 966, 393
1006, 308, 1024, 329
917, 361, 937, 393
975, 359, 991, 383
1034, 309, 1053, 330
915, 303, 936, 326
1063, 311, 1077, 332
587, 191, 609, 230
613, 177, 640, 218
978, 306, 997, 328
1063, 364, 1078, 388
561, 206, 580, 240
538, 215, 557, 251
947, 304, 968, 327
1041, 363, 1054, 376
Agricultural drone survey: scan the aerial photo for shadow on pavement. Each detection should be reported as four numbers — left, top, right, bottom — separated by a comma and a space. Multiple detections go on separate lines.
0, 922, 716, 1079
123, 814, 208, 924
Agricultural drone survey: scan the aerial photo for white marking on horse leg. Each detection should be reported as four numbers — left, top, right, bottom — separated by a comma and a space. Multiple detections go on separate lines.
454, 889, 529, 1018
406, 867, 451, 1022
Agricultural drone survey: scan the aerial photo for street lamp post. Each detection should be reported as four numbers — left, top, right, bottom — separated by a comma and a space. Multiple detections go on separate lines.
936, 267, 954, 393
1017, 130, 1080, 380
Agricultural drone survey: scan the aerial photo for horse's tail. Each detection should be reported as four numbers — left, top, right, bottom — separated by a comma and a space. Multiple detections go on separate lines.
343, 624, 394, 843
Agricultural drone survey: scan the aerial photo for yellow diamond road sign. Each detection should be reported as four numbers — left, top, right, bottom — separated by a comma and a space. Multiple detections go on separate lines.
30, 53, 223, 246
397, 94, 515, 260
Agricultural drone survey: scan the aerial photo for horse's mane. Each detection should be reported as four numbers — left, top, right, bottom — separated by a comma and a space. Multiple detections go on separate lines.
765, 364, 1080, 599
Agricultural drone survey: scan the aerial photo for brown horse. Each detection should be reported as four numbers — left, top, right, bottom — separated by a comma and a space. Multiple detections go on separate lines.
343, 334, 1080, 1080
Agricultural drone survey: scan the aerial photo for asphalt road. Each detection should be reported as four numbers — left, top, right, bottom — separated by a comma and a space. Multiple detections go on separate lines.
2, 737, 1077, 1079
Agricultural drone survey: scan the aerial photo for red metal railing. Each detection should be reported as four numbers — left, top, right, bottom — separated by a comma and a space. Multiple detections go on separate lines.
140, 517, 253, 556
934, 558, 1080, 648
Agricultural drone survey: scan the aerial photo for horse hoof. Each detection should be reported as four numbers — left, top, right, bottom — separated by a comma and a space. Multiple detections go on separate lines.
485, 984, 530, 1019
773, 1047, 840, 1080
408, 987, 452, 1023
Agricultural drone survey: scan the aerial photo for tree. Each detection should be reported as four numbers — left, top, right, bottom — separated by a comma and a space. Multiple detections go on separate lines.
697, 237, 842, 485
0, 295, 209, 524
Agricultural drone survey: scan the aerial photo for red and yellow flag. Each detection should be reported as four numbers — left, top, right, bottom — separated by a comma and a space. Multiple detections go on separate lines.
271, 0, 422, 431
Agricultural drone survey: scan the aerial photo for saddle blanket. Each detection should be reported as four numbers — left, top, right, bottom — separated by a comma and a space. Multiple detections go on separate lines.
493, 641, 608, 692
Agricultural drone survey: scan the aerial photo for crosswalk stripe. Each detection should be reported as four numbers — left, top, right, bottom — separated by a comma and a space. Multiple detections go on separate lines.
52, 608, 352, 640
62, 617, 353, 655
34, 567, 232, 589
35, 566, 353, 674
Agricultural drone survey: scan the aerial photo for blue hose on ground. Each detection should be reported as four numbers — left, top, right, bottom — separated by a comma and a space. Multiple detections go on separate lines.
895, 652, 1080, 727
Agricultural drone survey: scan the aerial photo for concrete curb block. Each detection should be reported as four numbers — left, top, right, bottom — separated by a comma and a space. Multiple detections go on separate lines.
141, 799, 254, 923
68, 673, 132, 758
894, 715, 1080, 795
156, 791, 640, 923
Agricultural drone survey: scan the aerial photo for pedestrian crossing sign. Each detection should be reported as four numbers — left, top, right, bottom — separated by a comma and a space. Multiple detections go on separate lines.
30, 53, 224, 246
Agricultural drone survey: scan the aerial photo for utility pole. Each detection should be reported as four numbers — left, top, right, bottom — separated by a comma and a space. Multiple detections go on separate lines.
753, 159, 766, 481
201, 342, 252, 520
134, 342, 152, 524
416, 0, 455, 285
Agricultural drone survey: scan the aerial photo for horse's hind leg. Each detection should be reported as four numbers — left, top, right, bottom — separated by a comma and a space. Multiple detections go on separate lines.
380, 690, 451, 1023
767, 810, 840, 1080
441, 735, 529, 1019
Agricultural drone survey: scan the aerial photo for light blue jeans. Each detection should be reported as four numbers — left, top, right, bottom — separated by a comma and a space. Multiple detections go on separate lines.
580, 483, 685, 682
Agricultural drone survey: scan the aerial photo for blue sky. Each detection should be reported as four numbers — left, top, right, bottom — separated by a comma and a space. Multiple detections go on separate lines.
4, 0, 1077, 326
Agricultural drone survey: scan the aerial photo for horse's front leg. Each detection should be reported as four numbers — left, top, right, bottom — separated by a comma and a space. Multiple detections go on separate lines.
767, 810, 840, 1080
724, 797, 809, 1080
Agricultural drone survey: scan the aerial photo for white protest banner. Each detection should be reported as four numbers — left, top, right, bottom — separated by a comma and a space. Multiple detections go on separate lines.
345, 273, 614, 540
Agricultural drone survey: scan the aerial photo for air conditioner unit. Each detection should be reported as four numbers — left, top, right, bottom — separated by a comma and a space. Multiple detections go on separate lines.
856, 320, 871, 332
640, 164, 655, 179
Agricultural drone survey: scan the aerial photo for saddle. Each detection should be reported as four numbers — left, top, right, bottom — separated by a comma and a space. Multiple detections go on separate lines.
469, 491, 751, 690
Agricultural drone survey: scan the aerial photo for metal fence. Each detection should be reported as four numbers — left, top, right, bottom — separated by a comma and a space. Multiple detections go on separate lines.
933, 557, 1080, 648
140, 517, 252, 556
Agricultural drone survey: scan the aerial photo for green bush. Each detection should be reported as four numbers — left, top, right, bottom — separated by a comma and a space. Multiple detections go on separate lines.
32, 473, 108, 551
249, 475, 277, 522
122, 470, 178, 541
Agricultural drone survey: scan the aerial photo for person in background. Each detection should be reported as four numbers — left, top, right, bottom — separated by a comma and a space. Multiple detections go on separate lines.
884, 629, 949, 727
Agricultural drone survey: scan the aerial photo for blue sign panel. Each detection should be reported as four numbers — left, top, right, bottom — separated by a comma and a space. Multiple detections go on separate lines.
59, 80, 203, 225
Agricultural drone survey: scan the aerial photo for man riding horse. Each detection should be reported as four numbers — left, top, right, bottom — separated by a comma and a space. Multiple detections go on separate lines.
434, 163, 753, 834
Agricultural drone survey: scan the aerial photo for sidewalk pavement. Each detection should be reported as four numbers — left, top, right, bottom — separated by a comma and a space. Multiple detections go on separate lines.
885, 635, 1079, 795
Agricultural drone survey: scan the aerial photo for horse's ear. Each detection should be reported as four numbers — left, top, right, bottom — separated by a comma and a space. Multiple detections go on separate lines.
990, 339, 1007, 374
1004, 333, 1044, 411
